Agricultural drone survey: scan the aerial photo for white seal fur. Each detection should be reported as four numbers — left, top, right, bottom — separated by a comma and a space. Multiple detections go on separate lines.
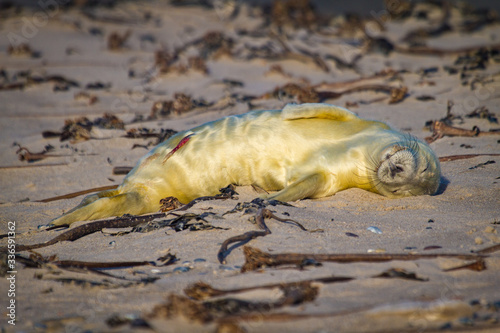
50, 103, 441, 226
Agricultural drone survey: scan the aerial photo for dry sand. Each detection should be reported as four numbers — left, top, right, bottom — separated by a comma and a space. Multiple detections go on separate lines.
0, 1, 499, 332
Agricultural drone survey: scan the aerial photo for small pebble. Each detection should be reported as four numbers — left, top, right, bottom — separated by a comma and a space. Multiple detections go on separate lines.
426, 226, 432, 230
182, 261, 191, 266
423, 245, 442, 250
108, 241, 116, 248
218, 265, 234, 271
467, 228, 477, 235
367, 226, 382, 234
345, 232, 359, 238
490, 300, 500, 310
194, 258, 206, 263
428, 219, 434, 223
458, 317, 474, 326
151, 269, 160, 274
484, 226, 496, 234
475, 237, 483, 245
301, 258, 322, 267
440, 322, 453, 330
469, 299, 481, 306
173, 266, 190, 273
404, 246, 417, 251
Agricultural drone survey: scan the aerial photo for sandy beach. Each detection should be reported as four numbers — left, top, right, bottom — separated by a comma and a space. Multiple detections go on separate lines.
0, 1, 499, 332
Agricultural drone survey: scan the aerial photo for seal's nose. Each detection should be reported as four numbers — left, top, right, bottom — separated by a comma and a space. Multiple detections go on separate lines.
389, 161, 404, 178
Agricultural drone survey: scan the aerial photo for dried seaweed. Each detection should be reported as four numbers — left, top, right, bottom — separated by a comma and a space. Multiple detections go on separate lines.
132, 212, 227, 233
184, 276, 353, 301
240, 246, 485, 273
42, 113, 125, 143
124, 128, 178, 144
7, 43, 40, 58
468, 160, 496, 170
149, 281, 319, 324
159, 197, 183, 212
262, 83, 408, 104
374, 268, 428, 281
107, 30, 131, 50
218, 207, 322, 264
0, 72, 79, 91
175, 184, 239, 212
74, 91, 98, 105
465, 106, 498, 124
268, 0, 320, 30
222, 198, 294, 216
154, 31, 233, 75
149, 93, 210, 119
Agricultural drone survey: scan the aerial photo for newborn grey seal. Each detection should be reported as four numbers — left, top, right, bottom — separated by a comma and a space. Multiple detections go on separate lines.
50, 103, 441, 226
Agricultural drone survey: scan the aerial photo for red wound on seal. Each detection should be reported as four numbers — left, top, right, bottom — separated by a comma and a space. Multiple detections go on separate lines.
162, 134, 193, 164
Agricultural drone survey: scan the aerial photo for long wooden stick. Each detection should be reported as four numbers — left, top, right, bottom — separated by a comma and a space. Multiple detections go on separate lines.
37, 185, 119, 203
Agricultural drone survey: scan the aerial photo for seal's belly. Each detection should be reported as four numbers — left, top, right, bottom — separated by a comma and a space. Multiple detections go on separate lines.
124, 110, 349, 202
156, 118, 296, 200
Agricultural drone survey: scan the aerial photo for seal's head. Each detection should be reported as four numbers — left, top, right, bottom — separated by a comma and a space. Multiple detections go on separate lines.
371, 137, 441, 198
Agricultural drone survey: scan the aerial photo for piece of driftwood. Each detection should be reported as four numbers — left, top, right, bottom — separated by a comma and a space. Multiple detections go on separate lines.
184, 275, 353, 301
240, 246, 485, 273
426, 121, 500, 143
37, 185, 119, 203
439, 154, 500, 162
4, 213, 167, 252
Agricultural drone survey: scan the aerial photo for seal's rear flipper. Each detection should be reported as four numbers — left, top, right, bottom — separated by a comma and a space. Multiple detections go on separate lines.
267, 173, 327, 202
49, 189, 143, 226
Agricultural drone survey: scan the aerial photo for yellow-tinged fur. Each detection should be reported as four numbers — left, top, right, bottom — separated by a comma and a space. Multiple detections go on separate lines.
50, 103, 441, 226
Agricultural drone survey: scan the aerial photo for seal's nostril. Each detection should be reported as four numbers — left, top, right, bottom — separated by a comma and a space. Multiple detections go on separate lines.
389, 162, 404, 178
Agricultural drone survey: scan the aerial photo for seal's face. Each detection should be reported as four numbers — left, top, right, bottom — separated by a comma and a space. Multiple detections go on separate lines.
374, 139, 441, 198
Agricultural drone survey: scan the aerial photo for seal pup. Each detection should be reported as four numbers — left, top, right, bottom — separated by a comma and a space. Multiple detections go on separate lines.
50, 103, 441, 226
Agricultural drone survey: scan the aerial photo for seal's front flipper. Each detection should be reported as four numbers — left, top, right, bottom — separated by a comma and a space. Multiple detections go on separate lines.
267, 173, 327, 202
49, 190, 143, 226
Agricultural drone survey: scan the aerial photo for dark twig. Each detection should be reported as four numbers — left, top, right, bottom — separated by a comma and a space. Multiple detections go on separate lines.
3, 213, 167, 252
475, 243, 500, 255
37, 185, 119, 203
217, 208, 321, 264
112, 166, 133, 175
0, 163, 69, 169
439, 154, 500, 162
184, 276, 353, 301
240, 246, 485, 273
443, 259, 487, 272
16, 147, 71, 162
